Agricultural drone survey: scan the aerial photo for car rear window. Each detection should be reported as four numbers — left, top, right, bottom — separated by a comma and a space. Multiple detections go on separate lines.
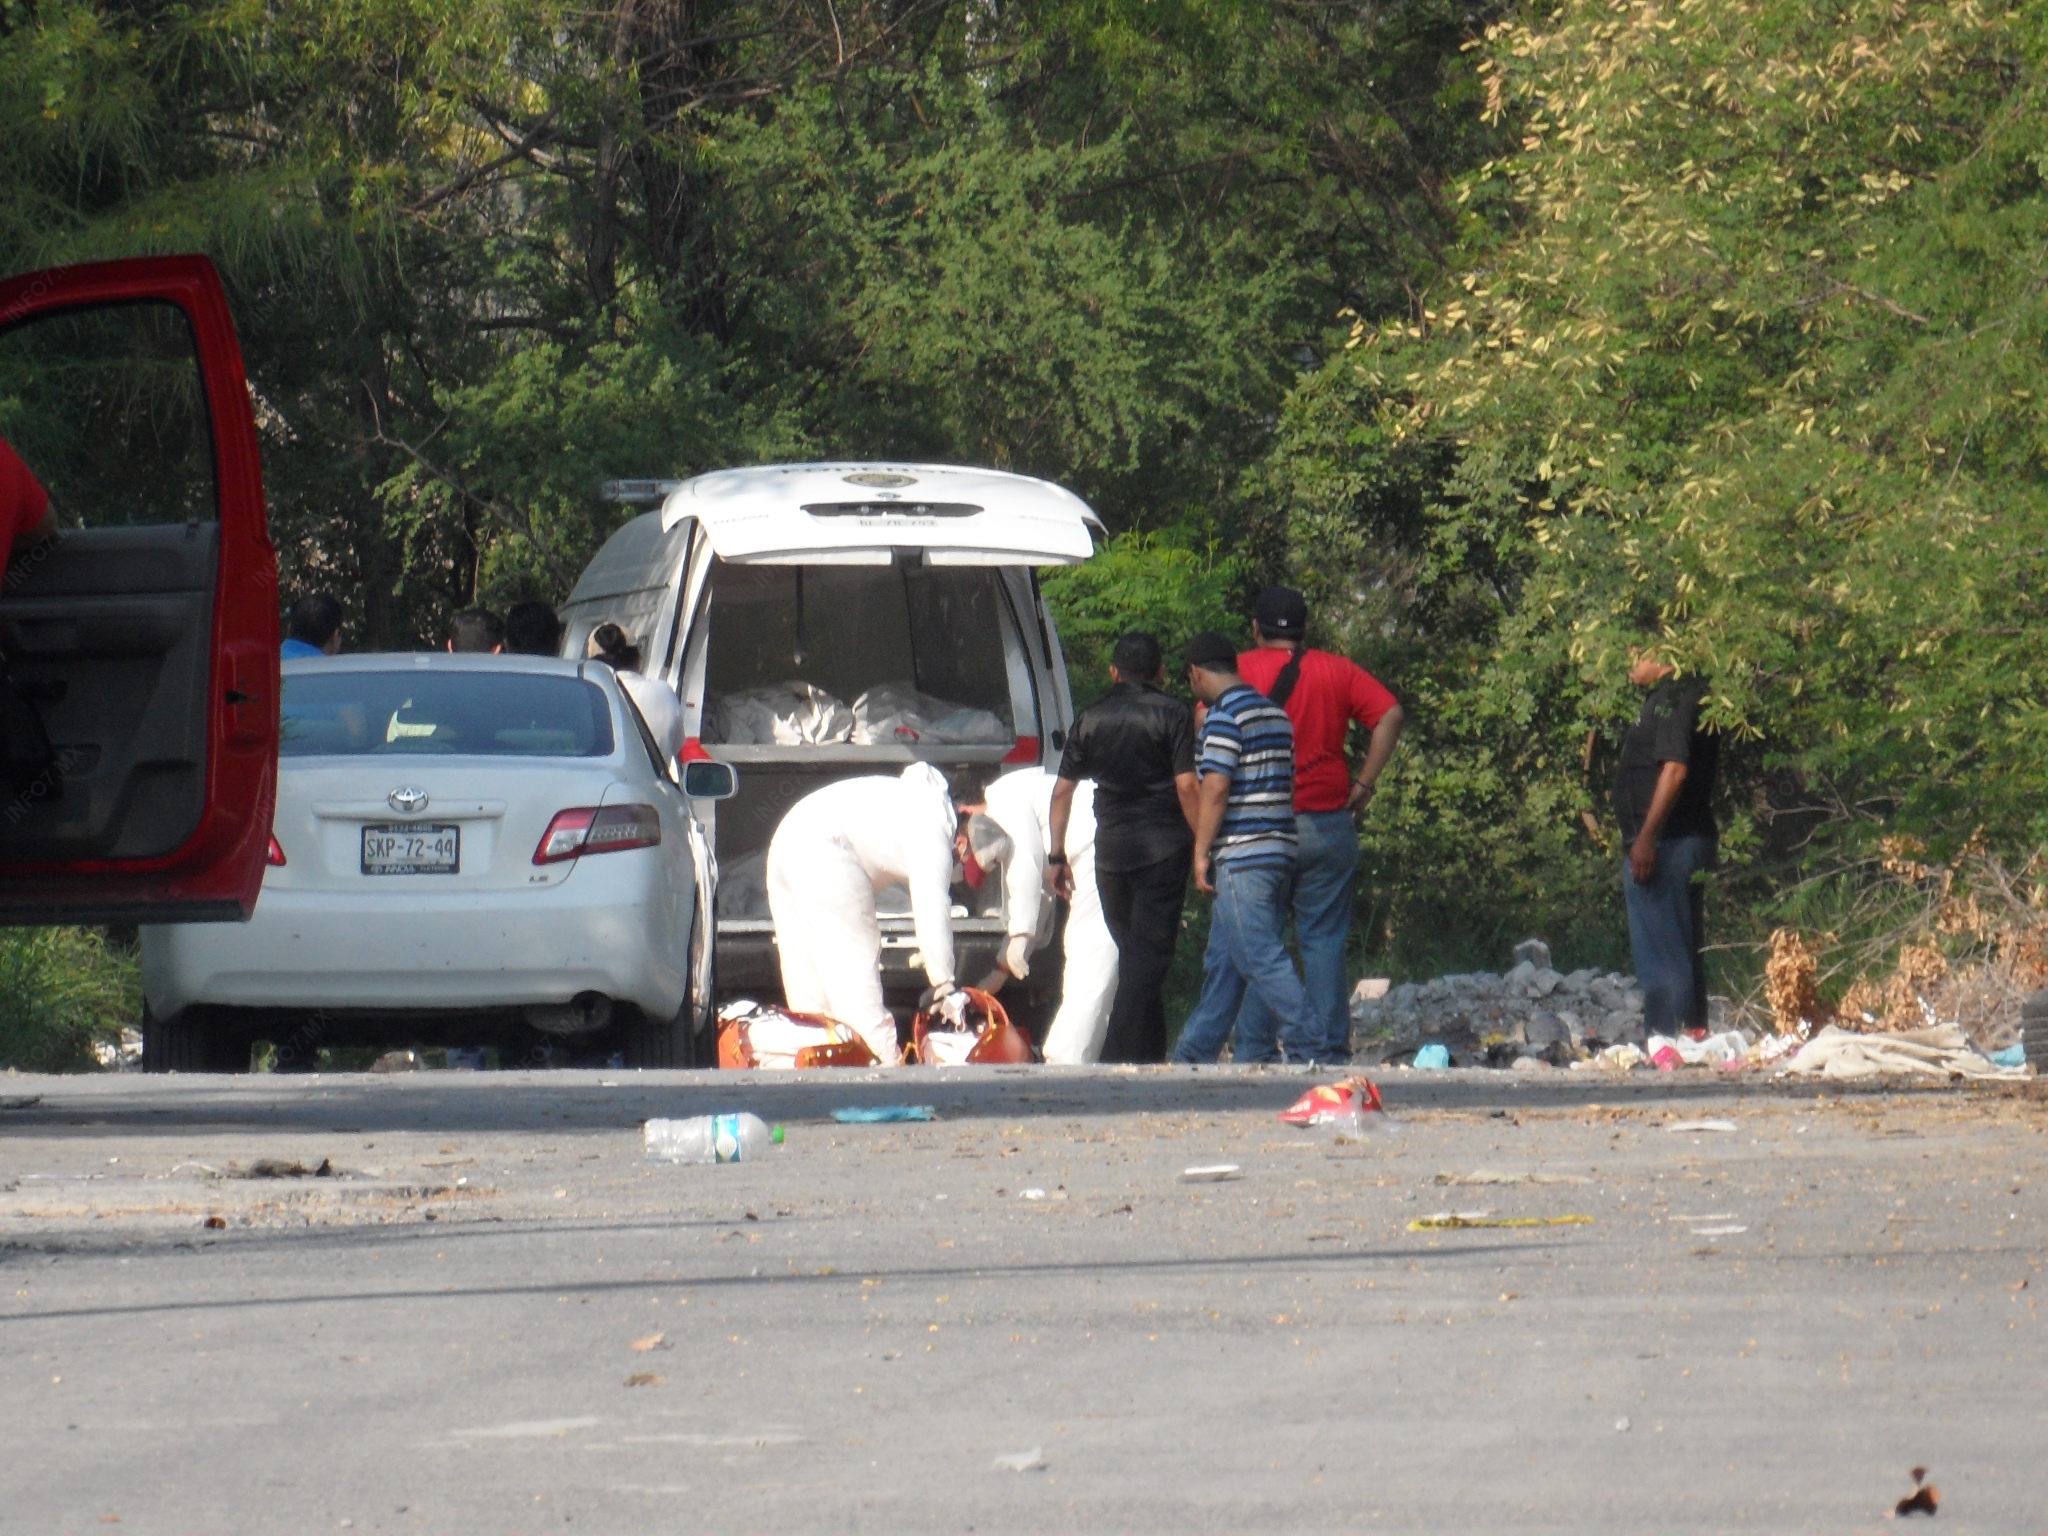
282, 671, 616, 758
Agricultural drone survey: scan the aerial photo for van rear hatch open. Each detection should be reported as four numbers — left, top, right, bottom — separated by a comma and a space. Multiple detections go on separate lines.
660, 462, 1103, 566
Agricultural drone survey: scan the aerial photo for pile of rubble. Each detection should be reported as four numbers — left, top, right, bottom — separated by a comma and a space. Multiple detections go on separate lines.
1348, 939, 1661, 1068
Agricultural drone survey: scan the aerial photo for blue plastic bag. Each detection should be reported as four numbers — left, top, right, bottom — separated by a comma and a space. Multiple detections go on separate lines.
1412, 1043, 1451, 1071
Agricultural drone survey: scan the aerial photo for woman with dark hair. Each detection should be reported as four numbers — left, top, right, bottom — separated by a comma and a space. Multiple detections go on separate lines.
586, 623, 681, 759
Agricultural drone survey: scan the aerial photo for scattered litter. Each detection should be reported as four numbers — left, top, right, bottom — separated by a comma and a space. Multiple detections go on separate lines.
623, 1373, 663, 1388
831, 1105, 936, 1123
202, 1215, 227, 1229
1352, 978, 1391, 1003
1588, 1043, 1647, 1071
236, 1158, 336, 1179
1018, 1188, 1047, 1200
1412, 1044, 1451, 1071
1664, 1119, 1738, 1135
992, 1447, 1047, 1473
645, 1113, 783, 1164
629, 1333, 669, 1353
1895, 1466, 1938, 1518
1408, 1213, 1594, 1231
1435, 1169, 1591, 1187
1649, 1044, 1682, 1072
371, 1050, 421, 1073
0, 1095, 41, 1110
1179, 1165, 1242, 1183
1278, 1076, 1394, 1136
1689, 1224, 1748, 1237
1990, 1044, 2027, 1068
1614, 1416, 1631, 1433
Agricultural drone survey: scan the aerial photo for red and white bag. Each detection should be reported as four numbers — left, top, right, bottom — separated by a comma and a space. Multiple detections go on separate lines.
716, 1001, 880, 1070
906, 987, 1033, 1066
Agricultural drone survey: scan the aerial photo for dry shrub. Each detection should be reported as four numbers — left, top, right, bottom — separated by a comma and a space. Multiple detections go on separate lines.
1820, 848, 2048, 1047
1764, 927, 1829, 1036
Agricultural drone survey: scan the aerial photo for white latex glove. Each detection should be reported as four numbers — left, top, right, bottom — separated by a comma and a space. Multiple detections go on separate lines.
938, 990, 974, 1029
999, 934, 1032, 981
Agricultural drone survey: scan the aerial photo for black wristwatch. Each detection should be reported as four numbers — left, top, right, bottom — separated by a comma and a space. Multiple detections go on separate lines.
1047, 853, 1068, 866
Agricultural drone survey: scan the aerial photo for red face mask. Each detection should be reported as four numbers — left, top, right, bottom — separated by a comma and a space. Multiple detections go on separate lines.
959, 845, 988, 890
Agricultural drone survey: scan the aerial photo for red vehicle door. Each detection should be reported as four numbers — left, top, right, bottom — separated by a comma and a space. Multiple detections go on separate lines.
0, 256, 278, 923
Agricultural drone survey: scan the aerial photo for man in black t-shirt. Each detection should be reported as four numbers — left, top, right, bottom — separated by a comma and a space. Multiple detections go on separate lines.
1613, 653, 1719, 1035
1049, 632, 1199, 1063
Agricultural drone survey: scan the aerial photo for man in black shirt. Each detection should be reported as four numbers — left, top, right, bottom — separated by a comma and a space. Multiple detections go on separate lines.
1613, 652, 1719, 1035
1049, 632, 1199, 1062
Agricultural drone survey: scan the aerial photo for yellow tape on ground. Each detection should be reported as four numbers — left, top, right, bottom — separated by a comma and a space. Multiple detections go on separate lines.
1407, 1214, 1595, 1231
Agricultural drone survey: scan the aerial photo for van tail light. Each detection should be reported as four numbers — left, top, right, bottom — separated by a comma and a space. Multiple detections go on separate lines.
1001, 735, 1040, 765
678, 736, 712, 763
266, 834, 287, 867
533, 804, 662, 864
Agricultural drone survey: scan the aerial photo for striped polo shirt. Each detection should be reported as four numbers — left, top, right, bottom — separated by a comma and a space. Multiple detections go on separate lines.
1198, 683, 1298, 869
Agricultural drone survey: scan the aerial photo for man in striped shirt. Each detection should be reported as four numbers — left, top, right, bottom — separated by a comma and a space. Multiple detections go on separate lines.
1170, 631, 1321, 1064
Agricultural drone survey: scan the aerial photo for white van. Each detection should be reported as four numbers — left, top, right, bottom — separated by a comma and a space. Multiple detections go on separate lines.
558, 463, 1102, 1047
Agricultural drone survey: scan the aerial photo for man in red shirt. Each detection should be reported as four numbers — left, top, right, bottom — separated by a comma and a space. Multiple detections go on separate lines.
0, 438, 57, 587
1233, 586, 1404, 1062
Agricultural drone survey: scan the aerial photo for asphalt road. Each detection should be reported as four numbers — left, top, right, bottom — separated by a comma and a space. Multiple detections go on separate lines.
3, 1064, 2044, 1535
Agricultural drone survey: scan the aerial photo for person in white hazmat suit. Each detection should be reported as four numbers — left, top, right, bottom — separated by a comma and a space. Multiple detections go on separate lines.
978, 767, 1118, 1065
765, 763, 1014, 1065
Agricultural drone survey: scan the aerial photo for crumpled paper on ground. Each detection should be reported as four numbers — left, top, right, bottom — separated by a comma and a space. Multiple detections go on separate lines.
1781, 1022, 2032, 1081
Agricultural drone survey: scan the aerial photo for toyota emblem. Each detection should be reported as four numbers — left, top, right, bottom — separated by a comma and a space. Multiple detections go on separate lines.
388, 786, 430, 814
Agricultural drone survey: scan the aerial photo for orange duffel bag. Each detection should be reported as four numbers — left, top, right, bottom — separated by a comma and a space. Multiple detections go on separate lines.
716, 1001, 881, 1070
906, 986, 1034, 1066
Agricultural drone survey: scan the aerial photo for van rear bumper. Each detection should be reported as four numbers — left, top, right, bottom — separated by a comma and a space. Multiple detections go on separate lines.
716, 918, 1007, 996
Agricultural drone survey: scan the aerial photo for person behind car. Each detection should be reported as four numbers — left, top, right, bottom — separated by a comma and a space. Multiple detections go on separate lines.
765, 763, 1014, 1065
585, 621, 682, 759
1048, 631, 1199, 1064
1230, 585, 1404, 1063
446, 607, 504, 653
504, 600, 564, 656
1170, 630, 1321, 1065
281, 592, 343, 659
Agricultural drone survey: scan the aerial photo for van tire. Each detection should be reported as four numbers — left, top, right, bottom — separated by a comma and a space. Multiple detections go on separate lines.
143, 1005, 248, 1073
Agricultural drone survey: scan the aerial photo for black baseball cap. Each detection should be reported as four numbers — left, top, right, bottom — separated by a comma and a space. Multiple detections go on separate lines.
1181, 630, 1239, 669
1254, 585, 1308, 636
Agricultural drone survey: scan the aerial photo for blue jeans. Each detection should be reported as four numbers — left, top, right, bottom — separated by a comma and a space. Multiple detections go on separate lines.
1623, 834, 1713, 1035
1231, 811, 1359, 1060
1171, 858, 1320, 1064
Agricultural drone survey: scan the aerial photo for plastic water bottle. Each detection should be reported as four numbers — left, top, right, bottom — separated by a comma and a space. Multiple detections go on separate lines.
644, 1113, 784, 1164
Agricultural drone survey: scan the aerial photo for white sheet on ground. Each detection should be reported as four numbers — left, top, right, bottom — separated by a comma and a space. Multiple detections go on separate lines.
1782, 1022, 2031, 1080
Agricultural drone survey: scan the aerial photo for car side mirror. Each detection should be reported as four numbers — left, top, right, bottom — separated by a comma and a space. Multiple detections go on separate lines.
682, 759, 737, 800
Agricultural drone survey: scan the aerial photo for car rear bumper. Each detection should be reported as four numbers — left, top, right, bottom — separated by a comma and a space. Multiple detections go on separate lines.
142, 873, 689, 1020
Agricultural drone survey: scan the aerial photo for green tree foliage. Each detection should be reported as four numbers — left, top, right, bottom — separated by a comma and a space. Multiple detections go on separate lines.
0, 0, 1496, 643
0, 928, 136, 1071
1261, 0, 2048, 974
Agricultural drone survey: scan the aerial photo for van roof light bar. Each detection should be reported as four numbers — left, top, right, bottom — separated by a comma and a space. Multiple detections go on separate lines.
601, 479, 684, 505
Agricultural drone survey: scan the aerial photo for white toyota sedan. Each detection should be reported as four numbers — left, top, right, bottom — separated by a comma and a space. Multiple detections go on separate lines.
141, 654, 732, 1071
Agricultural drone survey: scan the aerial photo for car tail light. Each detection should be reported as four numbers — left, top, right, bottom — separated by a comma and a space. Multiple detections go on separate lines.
266, 834, 287, 866
533, 804, 661, 864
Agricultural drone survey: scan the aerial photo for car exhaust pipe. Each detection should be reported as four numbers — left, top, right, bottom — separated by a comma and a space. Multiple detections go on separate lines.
524, 992, 614, 1036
